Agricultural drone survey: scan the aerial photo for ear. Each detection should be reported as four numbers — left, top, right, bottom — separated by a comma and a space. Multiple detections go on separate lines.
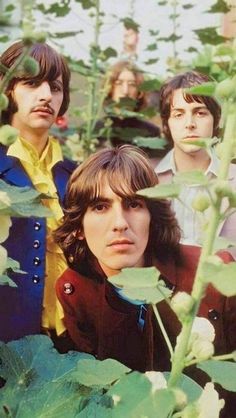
75, 229, 85, 240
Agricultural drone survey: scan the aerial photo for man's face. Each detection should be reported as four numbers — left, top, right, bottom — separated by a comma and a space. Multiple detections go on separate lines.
168, 89, 214, 154
80, 177, 151, 277
111, 69, 138, 102
11, 76, 63, 135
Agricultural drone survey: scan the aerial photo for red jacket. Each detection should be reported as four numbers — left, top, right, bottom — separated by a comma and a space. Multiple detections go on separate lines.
56, 245, 236, 373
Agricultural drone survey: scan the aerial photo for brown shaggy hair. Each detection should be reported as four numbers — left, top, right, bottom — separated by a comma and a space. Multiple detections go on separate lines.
54, 145, 181, 279
0, 41, 70, 123
160, 71, 221, 145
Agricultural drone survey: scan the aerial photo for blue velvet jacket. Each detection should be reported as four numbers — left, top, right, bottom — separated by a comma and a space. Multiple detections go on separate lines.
0, 144, 76, 342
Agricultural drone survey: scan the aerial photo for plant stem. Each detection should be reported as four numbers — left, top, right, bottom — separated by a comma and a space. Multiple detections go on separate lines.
152, 304, 173, 358
167, 104, 236, 388
186, 351, 235, 367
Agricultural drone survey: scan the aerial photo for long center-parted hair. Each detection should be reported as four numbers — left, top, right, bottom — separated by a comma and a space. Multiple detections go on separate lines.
54, 145, 181, 279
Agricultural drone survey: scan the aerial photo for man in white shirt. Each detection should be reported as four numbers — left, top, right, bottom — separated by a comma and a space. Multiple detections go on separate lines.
155, 71, 236, 247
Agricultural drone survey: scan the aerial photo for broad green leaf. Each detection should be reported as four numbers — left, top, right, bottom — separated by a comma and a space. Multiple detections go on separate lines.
37, 2, 71, 16
198, 360, 236, 391
68, 358, 130, 387
164, 372, 202, 402
78, 402, 112, 418
133, 137, 167, 150
107, 372, 175, 418
144, 58, 159, 65
108, 267, 160, 288
121, 17, 140, 31
102, 47, 117, 60
146, 43, 158, 51
185, 82, 216, 96
108, 268, 171, 304
5, 4, 15, 12
137, 183, 181, 199
0, 35, 9, 42
179, 137, 217, 149
173, 170, 209, 186
202, 261, 236, 296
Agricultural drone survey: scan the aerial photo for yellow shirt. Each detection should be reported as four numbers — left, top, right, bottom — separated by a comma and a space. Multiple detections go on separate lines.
7, 136, 67, 335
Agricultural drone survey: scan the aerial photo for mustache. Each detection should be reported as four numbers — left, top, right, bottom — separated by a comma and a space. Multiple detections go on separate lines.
31, 104, 55, 115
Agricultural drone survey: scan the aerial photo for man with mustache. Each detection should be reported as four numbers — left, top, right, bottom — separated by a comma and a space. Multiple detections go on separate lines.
0, 41, 76, 349
155, 71, 236, 248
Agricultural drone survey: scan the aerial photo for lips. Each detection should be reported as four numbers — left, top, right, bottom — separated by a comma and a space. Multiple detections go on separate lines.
32, 106, 54, 115
108, 239, 133, 247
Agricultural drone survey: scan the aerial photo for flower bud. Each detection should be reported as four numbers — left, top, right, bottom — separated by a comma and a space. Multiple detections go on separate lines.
171, 292, 194, 321
172, 388, 188, 411
215, 77, 236, 99
0, 93, 9, 111
0, 125, 18, 146
192, 339, 214, 361
23, 57, 40, 77
191, 193, 210, 212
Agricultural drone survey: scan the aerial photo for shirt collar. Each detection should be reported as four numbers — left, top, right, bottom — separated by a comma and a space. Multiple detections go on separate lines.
7, 136, 63, 169
155, 148, 220, 176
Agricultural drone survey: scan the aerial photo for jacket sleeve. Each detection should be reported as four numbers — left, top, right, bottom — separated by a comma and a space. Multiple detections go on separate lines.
56, 270, 98, 355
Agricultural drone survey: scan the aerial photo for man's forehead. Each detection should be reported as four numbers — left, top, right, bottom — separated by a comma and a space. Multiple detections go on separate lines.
170, 88, 206, 109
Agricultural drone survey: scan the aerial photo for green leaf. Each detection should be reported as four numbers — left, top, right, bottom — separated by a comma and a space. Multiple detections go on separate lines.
102, 47, 117, 60
207, 0, 231, 13
109, 267, 160, 288
139, 78, 162, 92
5, 4, 15, 12
76, 0, 95, 9
173, 170, 209, 186
133, 137, 167, 150
137, 183, 181, 199
146, 43, 158, 51
107, 372, 175, 418
202, 262, 236, 296
121, 17, 140, 32
182, 3, 194, 9
144, 58, 159, 65
194, 27, 226, 45
5, 257, 26, 274
186, 46, 198, 53
0, 274, 17, 287
185, 81, 216, 96
164, 372, 202, 402
108, 267, 172, 304
78, 403, 112, 418
198, 360, 236, 391
68, 358, 130, 387
0, 35, 9, 43
0, 180, 53, 217
51, 31, 81, 38
37, 2, 71, 16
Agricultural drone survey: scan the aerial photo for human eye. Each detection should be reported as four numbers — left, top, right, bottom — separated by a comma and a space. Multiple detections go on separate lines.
196, 109, 209, 117
126, 198, 144, 209
22, 80, 38, 87
114, 80, 122, 86
51, 81, 63, 92
91, 201, 108, 213
173, 111, 183, 119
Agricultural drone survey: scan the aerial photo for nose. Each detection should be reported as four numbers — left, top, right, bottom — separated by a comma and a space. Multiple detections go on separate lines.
121, 82, 129, 96
38, 82, 52, 103
185, 113, 196, 129
112, 205, 129, 232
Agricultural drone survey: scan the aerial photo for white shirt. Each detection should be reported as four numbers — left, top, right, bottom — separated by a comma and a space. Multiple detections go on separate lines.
155, 149, 220, 246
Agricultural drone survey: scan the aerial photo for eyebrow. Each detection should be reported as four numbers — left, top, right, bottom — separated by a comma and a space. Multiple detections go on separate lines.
170, 105, 208, 111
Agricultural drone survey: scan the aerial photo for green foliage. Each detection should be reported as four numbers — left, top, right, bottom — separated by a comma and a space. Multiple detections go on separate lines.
194, 27, 226, 46
133, 137, 167, 150
197, 360, 236, 392
207, 0, 231, 14
67, 358, 130, 387
0, 180, 52, 217
202, 261, 236, 296
174, 170, 209, 186
138, 183, 181, 199
108, 267, 172, 304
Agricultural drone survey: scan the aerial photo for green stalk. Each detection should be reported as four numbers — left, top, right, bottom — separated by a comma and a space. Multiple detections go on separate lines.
84, 0, 100, 157
152, 304, 174, 358
167, 104, 236, 388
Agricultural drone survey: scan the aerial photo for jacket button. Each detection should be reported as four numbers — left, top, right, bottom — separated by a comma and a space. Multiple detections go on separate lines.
208, 309, 220, 320
34, 222, 41, 231
33, 240, 41, 249
33, 257, 41, 266
63, 283, 74, 295
32, 275, 40, 284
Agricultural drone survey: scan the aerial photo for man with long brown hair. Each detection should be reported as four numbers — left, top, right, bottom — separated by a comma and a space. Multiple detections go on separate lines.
54, 145, 235, 376
0, 41, 76, 347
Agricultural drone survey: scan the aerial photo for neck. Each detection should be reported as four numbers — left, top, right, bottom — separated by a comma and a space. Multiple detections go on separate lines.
12, 125, 49, 157
173, 148, 210, 172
